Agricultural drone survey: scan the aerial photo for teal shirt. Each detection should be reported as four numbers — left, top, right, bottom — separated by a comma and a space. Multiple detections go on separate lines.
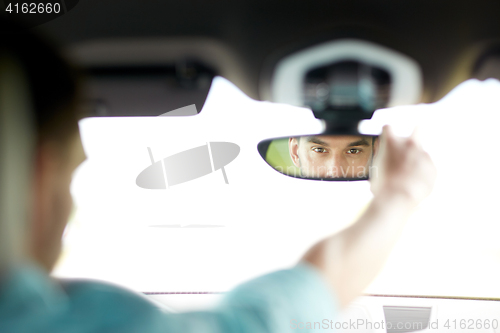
0, 263, 338, 332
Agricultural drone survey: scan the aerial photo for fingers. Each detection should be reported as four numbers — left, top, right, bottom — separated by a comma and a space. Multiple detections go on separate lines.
381, 125, 391, 140
378, 125, 391, 151
409, 126, 423, 149
381, 125, 397, 145
410, 126, 420, 141
370, 124, 436, 201
382, 125, 422, 150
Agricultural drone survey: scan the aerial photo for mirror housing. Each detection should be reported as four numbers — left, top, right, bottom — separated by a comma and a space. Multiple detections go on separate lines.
258, 134, 379, 181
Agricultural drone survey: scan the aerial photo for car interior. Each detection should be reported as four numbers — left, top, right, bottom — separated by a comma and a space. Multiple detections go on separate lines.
4, 0, 500, 332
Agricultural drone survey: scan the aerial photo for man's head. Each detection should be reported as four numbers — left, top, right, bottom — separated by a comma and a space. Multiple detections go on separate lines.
1, 23, 85, 272
288, 135, 379, 179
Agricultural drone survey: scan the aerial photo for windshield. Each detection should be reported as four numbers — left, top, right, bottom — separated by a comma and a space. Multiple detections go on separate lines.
53, 76, 500, 298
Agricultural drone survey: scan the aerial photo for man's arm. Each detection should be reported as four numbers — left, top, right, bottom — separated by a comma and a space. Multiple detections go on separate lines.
302, 126, 437, 308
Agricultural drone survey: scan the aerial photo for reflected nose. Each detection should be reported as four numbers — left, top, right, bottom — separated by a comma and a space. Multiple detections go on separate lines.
324, 154, 349, 178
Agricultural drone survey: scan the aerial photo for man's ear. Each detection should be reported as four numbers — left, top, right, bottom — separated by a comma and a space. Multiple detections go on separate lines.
289, 137, 301, 168
373, 137, 381, 158
31, 143, 59, 260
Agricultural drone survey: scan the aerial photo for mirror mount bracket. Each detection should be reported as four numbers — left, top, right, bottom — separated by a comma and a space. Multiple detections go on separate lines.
322, 120, 361, 135
317, 110, 373, 135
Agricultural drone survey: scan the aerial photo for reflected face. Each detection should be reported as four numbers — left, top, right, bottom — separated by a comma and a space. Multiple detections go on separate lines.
289, 135, 377, 179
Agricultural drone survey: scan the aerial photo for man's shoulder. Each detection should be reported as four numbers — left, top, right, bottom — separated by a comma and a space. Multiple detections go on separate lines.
1, 266, 166, 332
58, 278, 159, 314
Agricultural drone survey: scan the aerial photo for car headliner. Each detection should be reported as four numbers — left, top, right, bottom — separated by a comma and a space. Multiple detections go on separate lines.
34, 0, 500, 106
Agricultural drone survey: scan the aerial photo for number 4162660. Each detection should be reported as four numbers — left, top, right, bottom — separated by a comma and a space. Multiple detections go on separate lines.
5, 2, 61, 14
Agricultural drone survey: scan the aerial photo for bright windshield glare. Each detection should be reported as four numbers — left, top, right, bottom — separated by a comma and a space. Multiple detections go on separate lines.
54, 76, 500, 298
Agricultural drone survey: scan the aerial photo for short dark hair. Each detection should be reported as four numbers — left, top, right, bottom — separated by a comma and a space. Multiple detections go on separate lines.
1, 19, 80, 146
295, 135, 376, 146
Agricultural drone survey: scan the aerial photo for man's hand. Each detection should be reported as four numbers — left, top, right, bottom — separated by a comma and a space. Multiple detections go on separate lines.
370, 125, 436, 206
301, 125, 436, 307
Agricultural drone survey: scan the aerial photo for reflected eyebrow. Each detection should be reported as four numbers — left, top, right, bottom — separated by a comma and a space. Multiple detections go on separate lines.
306, 136, 371, 147
347, 138, 370, 147
306, 136, 330, 146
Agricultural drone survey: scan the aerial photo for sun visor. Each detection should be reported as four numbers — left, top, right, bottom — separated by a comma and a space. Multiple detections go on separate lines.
473, 45, 500, 81
80, 64, 215, 117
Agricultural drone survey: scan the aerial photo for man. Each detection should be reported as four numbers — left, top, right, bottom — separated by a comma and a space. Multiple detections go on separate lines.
289, 135, 378, 179
0, 23, 436, 332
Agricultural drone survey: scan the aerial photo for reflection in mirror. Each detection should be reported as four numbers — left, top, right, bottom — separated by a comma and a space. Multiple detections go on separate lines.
259, 135, 379, 181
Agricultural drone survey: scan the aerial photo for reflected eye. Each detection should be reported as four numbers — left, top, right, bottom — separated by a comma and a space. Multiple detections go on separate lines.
346, 148, 361, 154
312, 147, 328, 153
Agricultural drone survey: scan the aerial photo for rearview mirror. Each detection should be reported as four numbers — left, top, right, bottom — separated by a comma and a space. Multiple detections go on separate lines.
258, 135, 379, 181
